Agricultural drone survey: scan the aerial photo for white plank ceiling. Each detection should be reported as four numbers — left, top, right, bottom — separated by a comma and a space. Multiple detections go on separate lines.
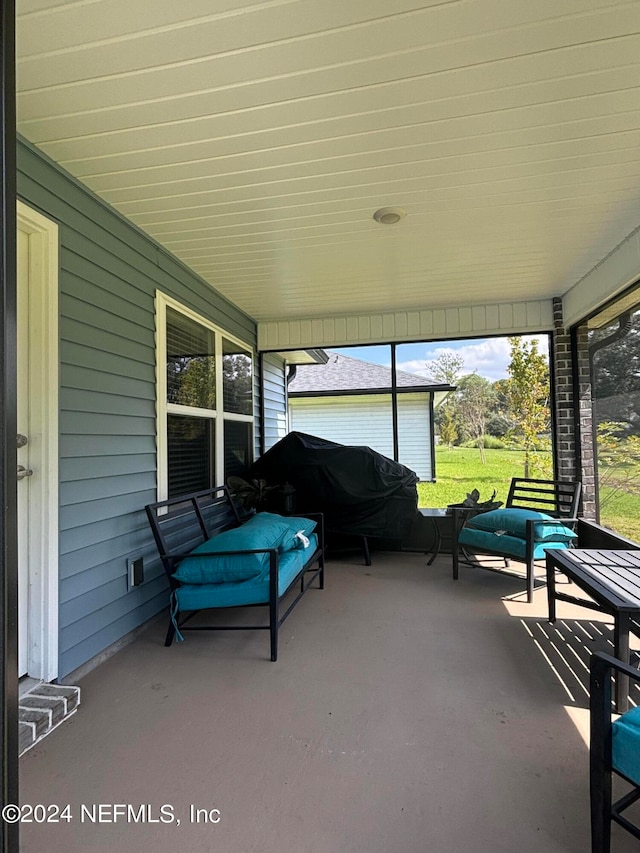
15, 0, 640, 323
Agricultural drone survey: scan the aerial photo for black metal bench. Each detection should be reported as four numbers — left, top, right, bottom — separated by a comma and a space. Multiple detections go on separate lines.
145, 486, 325, 661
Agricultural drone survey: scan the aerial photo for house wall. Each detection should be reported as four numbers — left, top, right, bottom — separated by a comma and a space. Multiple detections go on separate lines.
289, 393, 432, 480
17, 139, 257, 678
262, 354, 288, 452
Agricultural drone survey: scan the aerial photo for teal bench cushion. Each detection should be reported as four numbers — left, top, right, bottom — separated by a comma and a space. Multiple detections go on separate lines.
175, 534, 319, 610
172, 514, 296, 584
467, 508, 577, 542
458, 527, 571, 560
613, 705, 640, 785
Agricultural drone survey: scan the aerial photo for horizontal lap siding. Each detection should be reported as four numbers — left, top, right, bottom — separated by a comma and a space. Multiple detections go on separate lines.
289, 395, 395, 459
18, 139, 257, 677
289, 393, 432, 479
397, 395, 432, 481
262, 355, 288, 452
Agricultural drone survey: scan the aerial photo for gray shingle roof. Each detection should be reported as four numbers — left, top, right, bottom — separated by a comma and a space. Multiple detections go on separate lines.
288, 351, 452, 394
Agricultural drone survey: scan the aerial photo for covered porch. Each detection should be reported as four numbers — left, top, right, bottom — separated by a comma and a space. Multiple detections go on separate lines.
19, 550, 640, 853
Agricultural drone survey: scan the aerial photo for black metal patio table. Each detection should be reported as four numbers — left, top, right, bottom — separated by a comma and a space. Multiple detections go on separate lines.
546, 549, 640, 713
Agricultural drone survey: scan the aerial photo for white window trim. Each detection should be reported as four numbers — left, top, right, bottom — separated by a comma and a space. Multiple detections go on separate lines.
155, 292, 254, 500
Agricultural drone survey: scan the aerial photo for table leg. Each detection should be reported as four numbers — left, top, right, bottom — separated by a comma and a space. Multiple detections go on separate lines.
614, 613, 631, 714
427, 516, 442, 566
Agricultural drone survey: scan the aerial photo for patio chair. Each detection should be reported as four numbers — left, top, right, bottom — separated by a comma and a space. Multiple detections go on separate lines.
451, 478, 581, 603
590, 651, 640, 852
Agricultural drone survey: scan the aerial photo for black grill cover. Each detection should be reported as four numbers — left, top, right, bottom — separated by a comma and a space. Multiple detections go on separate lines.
250, 432, 419, 540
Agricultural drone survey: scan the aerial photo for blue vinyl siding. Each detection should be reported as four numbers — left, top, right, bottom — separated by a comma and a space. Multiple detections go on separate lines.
18, 138, 257, 677
263, 354, 288, 451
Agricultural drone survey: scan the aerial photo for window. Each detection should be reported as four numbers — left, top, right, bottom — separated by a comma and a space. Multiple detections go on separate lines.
583, 286, 640, 542
157, 294, 254, 498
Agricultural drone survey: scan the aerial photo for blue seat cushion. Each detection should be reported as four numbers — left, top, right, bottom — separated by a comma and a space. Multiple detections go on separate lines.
173, 515, 296, 584
175, 534, 319, 610
613, 705, 640, 785
458, 527, 571, 560
467, 508, 577, 542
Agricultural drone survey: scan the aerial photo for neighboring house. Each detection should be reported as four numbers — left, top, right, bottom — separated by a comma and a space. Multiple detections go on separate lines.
288, 351, 453, 480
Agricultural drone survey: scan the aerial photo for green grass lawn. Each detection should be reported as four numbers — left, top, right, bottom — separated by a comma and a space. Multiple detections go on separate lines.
599, 488, 640, 543
418, 446, 539, 508
419, 446, 640, 544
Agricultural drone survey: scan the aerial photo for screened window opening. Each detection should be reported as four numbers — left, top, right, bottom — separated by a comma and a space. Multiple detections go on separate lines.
585, 286, 640, 542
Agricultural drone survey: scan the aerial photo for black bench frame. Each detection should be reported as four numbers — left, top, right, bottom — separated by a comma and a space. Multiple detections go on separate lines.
145, 485, 325, 661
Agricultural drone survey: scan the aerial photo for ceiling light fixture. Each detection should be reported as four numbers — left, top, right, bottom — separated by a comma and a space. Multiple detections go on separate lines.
373, 206, 407, 225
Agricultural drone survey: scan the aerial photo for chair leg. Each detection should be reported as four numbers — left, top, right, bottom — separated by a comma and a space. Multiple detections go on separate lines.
164, 619, 176, 647
590, 772, 612, 853
269, 594, 279, 662
362, 536, 371, 566
590, 653, 614, 853
526, 558, 535, 604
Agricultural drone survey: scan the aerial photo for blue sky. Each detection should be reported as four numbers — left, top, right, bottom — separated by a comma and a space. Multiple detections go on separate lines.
332, 335, 549, 382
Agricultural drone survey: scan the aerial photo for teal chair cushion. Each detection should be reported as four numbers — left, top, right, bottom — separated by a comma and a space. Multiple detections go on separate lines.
458, 527, 571, 560
467, 508, 577, 542
175, 535, 318, 610
613, 705, 640, 785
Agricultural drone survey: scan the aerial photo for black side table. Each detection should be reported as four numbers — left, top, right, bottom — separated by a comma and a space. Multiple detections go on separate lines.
420, 508, 450, 564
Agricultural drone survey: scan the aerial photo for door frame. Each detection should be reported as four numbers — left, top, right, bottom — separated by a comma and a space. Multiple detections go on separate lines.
17, 200, 59, 683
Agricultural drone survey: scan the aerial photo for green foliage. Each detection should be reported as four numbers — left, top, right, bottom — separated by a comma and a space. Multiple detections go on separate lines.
505, 336, 550, 477
462, 435, 507, 450
438, 403, 458, 448
452, 374, 495, 462
596, 421, 640, 509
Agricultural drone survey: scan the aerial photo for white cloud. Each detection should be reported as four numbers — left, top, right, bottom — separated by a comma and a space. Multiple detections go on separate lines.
397, 335, 548, 382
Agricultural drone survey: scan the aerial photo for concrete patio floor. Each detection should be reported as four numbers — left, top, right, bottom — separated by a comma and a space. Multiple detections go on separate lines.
19, 551, 640, 853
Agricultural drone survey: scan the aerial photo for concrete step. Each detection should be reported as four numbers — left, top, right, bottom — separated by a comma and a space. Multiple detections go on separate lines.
19, 683, 81, 756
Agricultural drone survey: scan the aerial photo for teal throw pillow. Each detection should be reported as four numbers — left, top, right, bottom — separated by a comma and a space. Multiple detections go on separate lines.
467, 508, 577, 542
252, 512, 317, 551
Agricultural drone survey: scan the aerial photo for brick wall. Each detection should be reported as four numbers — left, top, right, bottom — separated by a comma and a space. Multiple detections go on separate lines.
552, 297, 596, 518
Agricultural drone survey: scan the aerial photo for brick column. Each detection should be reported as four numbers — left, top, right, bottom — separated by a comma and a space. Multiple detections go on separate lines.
574, 325, 597, 519
551, 297, 596, 518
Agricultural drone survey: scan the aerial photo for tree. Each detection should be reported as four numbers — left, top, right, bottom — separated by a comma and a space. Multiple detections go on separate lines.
438, 404, 459, 449
455, 374, 495, 462
505, 336, 550, 477
423, 350, 464, 386
425, 350, 464, 448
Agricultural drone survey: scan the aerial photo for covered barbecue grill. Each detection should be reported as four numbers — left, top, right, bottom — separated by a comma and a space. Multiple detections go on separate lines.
250, 432, 419, 543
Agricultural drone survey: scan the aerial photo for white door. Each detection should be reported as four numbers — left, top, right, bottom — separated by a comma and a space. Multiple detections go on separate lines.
17, 229, 31, 676
16, 206, 59, 682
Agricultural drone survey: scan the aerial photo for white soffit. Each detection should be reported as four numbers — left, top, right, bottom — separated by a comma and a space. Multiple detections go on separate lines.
16, 0, 640, 326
